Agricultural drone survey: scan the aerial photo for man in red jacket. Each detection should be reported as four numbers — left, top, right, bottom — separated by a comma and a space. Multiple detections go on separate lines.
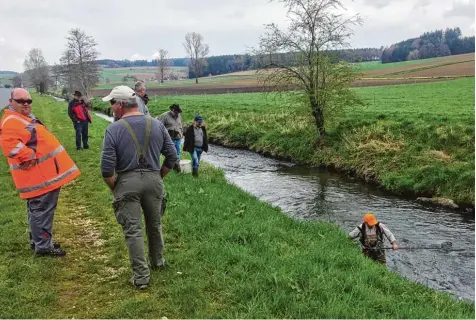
68, 90, 92, 150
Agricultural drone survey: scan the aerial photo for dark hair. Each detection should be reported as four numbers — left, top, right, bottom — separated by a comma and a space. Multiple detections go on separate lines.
74, 91, 82, 96
169, 104, 182, 113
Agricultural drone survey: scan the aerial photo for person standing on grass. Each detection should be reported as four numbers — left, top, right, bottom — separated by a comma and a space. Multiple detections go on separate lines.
0, 88, 80, 257
348, 213, 398, 264
183, 115, 209, 177
101, 85, 177, 289
158, 104, 183, 172
68, 90, 92, 151
112, 82, 149, 122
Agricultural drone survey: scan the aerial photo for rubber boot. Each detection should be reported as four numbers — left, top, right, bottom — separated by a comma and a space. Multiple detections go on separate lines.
192, 168, 198, 177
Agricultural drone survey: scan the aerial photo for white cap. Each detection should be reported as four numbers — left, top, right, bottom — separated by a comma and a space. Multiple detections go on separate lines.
102, 85, 136, 101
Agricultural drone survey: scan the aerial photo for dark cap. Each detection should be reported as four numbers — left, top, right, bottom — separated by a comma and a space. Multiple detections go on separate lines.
169, 104, 182, 113
194, 114, 203, 123
74, 90, 82, 96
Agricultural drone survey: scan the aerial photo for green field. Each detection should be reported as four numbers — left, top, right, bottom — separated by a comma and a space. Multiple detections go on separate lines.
0, 95, 473, 318
355, 56, 456, 72
93, 77, 475, 205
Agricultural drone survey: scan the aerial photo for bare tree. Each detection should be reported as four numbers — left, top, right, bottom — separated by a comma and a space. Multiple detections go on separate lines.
183, 32, 209, 84
23, 48, 50, 93
60, 28, 100, 98
12, 75, 22, 88
156, 49, 170, 83
59, 48, 75, 92
255, 0, 363, 145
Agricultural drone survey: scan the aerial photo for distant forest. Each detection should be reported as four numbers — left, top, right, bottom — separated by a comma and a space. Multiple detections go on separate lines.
381, 27, 474, 63
95, 27, 475, 77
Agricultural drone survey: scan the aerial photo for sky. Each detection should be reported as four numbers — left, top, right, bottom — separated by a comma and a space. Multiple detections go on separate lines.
0, 0, 474, 72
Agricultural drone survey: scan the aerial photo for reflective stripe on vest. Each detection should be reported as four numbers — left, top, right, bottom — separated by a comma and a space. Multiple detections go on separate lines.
8, 142, 26, 158
9, 145, 65, 170
1, 115, 30, 127
17, 165, 79, 193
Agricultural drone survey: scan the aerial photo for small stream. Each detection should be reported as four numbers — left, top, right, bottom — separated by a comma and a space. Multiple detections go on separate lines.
96, 112, 475, 301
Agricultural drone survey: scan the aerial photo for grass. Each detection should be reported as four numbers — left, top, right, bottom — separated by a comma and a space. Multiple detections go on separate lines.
95, 74, 257, 90
355, 55, 470, 72
0, 95, 473, 318
92, 77, 475, 205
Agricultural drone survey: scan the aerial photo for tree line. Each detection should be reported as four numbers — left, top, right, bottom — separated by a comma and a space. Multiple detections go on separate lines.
13, 24, 475, 92
381, 27, 475, 63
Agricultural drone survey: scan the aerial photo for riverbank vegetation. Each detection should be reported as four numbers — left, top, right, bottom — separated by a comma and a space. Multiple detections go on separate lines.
93, 77, 475, 206
0, 95, 473, 318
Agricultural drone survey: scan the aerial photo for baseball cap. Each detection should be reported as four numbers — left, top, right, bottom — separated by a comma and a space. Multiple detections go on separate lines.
102, 86, 136, 102
194, 115, 203, 123
363, 213, 378, 226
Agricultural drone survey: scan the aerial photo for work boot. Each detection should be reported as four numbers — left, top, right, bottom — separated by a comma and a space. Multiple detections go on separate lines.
130, 277, 148, 290
192, 168, 198, 177
31, 242, 61, 251
35, 247, 66, 257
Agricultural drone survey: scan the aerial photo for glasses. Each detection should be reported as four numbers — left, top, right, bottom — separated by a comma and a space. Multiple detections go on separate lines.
13, 99, 33, 105
110, 99, 117, 105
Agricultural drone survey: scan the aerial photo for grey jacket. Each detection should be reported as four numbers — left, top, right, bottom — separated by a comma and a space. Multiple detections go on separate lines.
135, 95, 150, 116
157, 111, 183, 139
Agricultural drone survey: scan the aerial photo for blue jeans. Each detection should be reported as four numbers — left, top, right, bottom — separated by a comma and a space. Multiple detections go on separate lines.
191, 147, 202, 169
74, 121, 89, 149
172, 139, 181, 159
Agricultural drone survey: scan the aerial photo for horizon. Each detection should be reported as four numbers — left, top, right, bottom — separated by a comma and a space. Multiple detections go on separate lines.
0, 0, 474, 72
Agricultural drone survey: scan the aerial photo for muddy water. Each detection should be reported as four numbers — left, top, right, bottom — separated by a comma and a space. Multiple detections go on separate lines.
94, 112, 474, 302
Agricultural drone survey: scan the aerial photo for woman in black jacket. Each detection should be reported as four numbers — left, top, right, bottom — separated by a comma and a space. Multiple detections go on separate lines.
183, 115, 208, 177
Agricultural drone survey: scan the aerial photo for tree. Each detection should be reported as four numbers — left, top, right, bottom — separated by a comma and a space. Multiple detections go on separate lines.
183, 32, 210, 84
255, 0, 362, 144
23, 48, 50, 93
156, 49, 170, 83
60, 28, 100, 98
12, 75, 22, 88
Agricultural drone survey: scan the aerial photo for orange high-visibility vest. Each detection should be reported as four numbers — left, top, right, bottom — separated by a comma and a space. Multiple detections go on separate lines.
0, 109, 80, 199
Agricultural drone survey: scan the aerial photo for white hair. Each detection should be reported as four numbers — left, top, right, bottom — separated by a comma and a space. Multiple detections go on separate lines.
134, 81, 146, 92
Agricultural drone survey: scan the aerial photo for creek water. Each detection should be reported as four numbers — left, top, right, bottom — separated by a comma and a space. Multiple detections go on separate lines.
94, 111, 474, 301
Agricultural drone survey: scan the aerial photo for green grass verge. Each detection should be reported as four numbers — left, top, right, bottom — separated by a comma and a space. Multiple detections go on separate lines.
0, 95, 473, 318
92, 77, 475, 205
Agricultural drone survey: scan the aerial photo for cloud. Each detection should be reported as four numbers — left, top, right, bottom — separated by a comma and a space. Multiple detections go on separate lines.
363, 0, 392, 9
0, 0, 474, 71
130, 54, 146, 61
444, 0, 475, 18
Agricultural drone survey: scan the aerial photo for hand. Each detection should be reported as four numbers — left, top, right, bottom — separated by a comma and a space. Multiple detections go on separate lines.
392, 242, 398, 250
19, 159, 36, 170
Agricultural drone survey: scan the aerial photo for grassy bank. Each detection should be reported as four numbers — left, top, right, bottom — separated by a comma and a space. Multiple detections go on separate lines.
0, 95, 473, 318
93, 77, 475, 206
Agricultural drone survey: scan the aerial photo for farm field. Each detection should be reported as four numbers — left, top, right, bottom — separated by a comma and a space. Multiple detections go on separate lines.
92, 53, 475, 96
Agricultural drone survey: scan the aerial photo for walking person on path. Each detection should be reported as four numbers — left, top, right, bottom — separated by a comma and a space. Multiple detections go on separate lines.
158, 104, 183, 172
101, 85, 177, 289
183, 115, 209, 177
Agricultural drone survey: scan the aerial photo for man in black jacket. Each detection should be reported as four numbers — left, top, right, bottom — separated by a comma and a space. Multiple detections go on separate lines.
183, 115, 208, 177
68, 91, 92, 150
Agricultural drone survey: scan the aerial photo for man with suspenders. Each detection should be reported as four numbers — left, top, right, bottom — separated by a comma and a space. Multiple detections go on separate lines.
349, 213, 399, 264
100, 86, 178, 289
